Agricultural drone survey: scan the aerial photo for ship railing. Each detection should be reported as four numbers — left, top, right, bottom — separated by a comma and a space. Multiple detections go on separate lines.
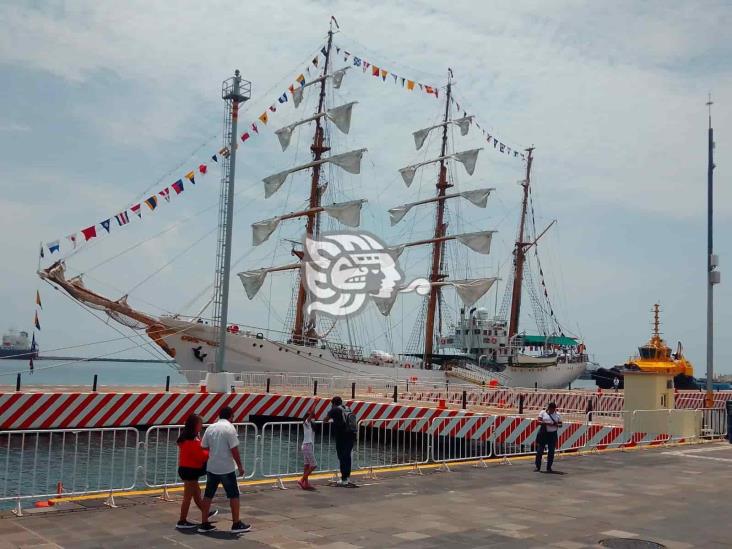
143, 423, 258, 494
259, 421, 340, 488
0, 427, 139, 516
356, 418, 431, 477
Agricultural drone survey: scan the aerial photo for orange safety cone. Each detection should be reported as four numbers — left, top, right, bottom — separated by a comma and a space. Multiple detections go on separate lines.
438, 399, 446, 409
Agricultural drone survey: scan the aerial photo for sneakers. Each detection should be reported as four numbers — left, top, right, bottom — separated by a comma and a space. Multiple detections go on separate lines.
176, 520, 197, 529
198, 522, 216, 533
231, 521, 252, 534
208, 508, 219, 519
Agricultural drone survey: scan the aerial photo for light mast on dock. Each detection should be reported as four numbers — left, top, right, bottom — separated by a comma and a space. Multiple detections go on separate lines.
705, 94, 720, 406
213, 70, 251, 373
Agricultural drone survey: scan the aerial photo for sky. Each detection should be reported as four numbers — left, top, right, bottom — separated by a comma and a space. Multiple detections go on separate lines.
0, 0, 730, 377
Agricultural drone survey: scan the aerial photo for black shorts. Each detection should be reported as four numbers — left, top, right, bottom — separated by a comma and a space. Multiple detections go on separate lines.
178, 466, 206, 481
204, 471, 239, 499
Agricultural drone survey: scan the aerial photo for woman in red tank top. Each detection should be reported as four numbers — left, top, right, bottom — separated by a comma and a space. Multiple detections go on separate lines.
176, 414, 215, 529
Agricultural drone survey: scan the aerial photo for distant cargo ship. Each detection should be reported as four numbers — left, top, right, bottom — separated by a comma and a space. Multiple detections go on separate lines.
0, 330, 38, 360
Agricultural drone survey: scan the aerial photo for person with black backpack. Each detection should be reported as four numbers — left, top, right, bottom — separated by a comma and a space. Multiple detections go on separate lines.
324, 396, 358, 486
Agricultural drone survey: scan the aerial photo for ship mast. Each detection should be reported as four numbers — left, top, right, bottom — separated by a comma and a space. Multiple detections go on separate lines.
422, 72, 452, 369
507, 147, 534, 339
292, 25, 334, 345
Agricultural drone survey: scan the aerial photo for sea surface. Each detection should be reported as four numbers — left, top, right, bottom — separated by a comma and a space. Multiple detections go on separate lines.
0, 359, 186, 388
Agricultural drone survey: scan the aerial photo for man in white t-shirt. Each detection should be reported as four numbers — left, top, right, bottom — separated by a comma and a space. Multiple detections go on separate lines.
535, 402, 562, 473
198, 407, 251, 534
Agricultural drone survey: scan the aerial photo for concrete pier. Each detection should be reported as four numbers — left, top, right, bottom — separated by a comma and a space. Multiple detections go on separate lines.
1, 442, 730, 548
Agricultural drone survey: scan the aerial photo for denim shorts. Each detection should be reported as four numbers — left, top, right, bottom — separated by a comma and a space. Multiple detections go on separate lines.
204, 471, 239, 499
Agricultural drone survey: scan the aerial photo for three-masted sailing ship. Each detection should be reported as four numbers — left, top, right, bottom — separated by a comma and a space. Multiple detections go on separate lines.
39, 24, 587, 388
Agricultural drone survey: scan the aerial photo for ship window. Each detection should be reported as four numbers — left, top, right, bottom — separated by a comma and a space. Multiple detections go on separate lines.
474, 330, 480, 334
483, 330, 488, 335
464, 330, 469, 334
639, 346, 656, 360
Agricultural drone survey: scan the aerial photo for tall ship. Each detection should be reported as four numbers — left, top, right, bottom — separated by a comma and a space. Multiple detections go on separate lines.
592, 304, 696, 390
39, 24, 586, 388
0, 330, 38, 360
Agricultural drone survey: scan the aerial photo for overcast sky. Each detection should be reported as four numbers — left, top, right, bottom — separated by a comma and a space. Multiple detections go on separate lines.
1, 0, 730, 376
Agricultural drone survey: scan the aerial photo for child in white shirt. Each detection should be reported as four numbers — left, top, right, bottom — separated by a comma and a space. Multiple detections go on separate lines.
298, 411, 317, 490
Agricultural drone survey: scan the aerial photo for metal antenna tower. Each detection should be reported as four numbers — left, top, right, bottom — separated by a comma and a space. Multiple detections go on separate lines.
212, 70, 251, 373
705, 93, 720, 406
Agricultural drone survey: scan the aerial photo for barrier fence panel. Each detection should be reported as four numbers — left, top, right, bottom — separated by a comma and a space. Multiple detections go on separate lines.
0, 428, 139, 515
430, 415, 493, 467
700, 408, 727, 438
144, 422, 258, 489
259, 421, 339, 487
491, 417, 540, 460
357, 418, 430, 474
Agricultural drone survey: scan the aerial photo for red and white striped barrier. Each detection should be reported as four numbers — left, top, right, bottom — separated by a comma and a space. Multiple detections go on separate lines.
0, 391, 479, 431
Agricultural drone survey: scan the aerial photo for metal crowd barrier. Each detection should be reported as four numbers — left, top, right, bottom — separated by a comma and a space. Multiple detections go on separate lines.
429, 416, 493, 469
357, 418, 430, 476
492, 417, 540, 461
143, 422, 258, 492
3, 409, 717, 513
0, 428, 139, 516
259, 421, 339, 488
700, 407, 727, 438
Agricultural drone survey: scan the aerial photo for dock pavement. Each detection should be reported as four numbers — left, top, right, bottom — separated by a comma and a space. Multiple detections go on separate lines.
2, 442, 730, 548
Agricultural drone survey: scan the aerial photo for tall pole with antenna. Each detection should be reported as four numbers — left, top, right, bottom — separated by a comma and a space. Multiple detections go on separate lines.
705, 94, 720, 406
213, 70, 251, 374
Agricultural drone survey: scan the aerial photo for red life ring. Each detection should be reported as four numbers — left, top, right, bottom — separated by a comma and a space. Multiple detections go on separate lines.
491, 337, 497, 344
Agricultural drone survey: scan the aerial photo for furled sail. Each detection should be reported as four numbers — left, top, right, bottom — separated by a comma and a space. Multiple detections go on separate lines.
455, 230, 494, 254
398, 155, 451, 187
322, 199, 366, 227
251, 199, 367, 245
398, 148, 482, 186
263, 148, 367, 198
460, 188, 493, 208
238, 269, 268, 299
374, 277, 497, 316
388, 188, 494, 226
275, 101, 358, 152
293, 67, 350, 108
413, 115, 473, 150
449, 278, 498, 307
252, 217, 281, 246
238, 263, 300, 299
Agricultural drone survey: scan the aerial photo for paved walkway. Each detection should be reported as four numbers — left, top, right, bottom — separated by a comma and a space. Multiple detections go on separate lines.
2, 442, 731, 548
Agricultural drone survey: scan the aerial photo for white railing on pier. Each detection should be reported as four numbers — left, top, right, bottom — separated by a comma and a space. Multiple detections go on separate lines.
143, 422, 258, 490
357, 418, 430, 475
259, 421, 339, 487
0, 428, 139, 516
0, 410, 720, 514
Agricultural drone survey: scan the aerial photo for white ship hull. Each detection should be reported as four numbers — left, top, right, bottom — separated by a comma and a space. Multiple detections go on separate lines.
501, 361, 587, 389
161, 318, 585, 389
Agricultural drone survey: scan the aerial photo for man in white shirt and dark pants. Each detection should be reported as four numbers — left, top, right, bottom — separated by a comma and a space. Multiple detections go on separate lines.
535, 402, 562, 473
198, 407, 251, 534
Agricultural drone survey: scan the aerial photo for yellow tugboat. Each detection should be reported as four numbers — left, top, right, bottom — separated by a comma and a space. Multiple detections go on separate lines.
592, 304, 697, 389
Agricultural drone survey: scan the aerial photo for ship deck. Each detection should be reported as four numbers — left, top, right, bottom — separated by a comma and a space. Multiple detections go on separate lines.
3, 442, 730, 548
